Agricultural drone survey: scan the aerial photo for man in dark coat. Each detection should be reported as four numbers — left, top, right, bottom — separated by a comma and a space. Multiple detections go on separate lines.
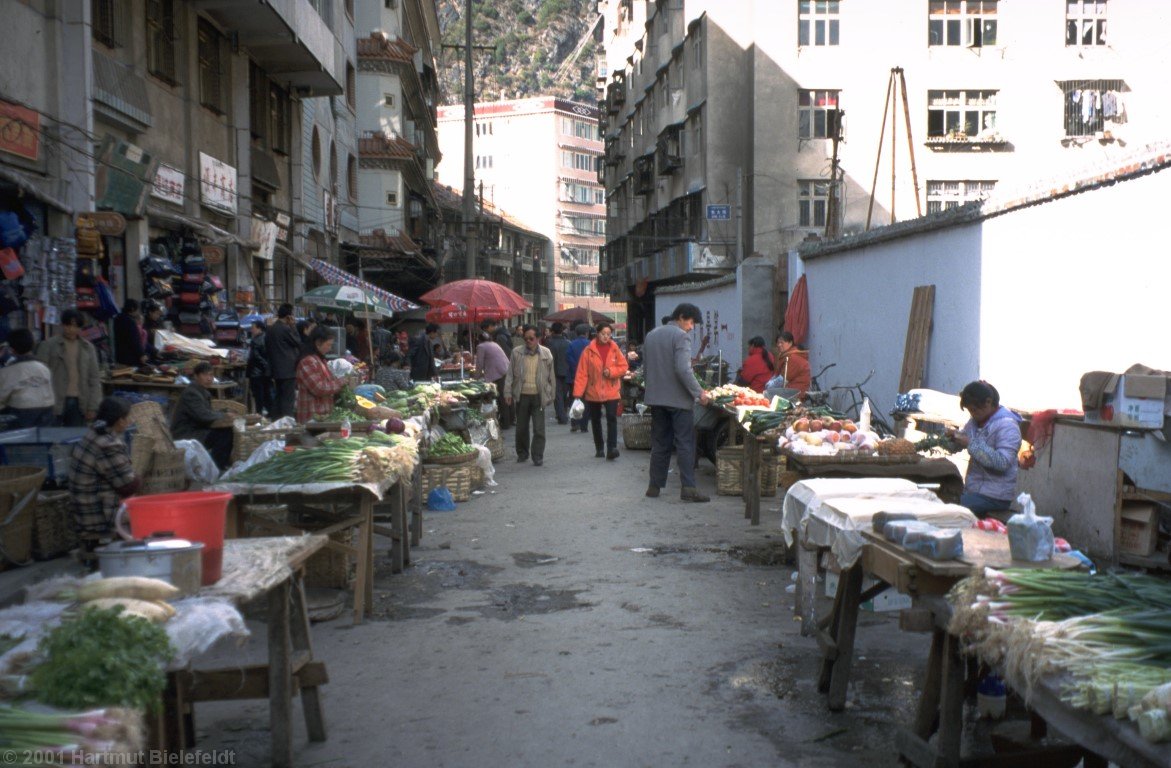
171, 362, 232, 468
246, 320, 272, 416
265, 304, 302, 419
112, 300, 148, 367
545, 322, 571, 425
409, 323, 440, 381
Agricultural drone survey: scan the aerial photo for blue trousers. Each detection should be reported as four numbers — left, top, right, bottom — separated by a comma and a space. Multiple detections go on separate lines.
649, 406, 697, 489
961, 491, 1013, 518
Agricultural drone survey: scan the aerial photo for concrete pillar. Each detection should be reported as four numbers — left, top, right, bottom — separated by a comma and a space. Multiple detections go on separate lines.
55, 0, 95, 215
124, 219, 149, 303
231, 50, 253, 298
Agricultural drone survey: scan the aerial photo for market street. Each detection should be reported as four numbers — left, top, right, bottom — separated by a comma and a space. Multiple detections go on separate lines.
193, 424, 927, 767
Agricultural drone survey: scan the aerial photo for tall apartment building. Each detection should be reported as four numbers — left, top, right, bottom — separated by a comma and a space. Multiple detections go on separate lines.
435, 97, 624, 323
598, 0, 1171, 337
353, 1, 445, 301
300, 2, 359, 280
1, 0, 345, 313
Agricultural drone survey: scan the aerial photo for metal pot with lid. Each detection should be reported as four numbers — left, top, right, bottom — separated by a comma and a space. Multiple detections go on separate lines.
95, 533, 203, 597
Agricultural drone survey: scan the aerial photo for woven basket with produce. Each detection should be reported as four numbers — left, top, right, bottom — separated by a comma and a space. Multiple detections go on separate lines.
425, 434, 477, 465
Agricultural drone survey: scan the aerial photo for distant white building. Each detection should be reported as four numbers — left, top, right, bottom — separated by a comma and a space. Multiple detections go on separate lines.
436, 97, 624, 324
597, 0, 1171, 339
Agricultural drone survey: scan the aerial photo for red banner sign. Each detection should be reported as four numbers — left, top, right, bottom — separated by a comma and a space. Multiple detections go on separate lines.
0, 101, 40, 162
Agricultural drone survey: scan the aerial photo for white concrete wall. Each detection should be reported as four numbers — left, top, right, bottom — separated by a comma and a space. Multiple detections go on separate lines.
358, 170, 404, 235
798, 166, 1171, 416
357, 72, 403, 137
656, 279, 741, 363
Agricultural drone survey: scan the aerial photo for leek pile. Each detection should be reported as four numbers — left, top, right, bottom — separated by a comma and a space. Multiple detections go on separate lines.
949, 568, 1171, 742
232, 433, 416, 486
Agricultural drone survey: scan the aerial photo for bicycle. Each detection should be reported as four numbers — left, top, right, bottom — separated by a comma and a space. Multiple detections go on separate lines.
831, 370, 895, 436
805, 362, 835, 407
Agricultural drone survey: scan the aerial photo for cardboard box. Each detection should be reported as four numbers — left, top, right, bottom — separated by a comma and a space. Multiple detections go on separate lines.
1086, 373, 1167, 429
824, 571, 912, 613
1119, 502, 1159, 557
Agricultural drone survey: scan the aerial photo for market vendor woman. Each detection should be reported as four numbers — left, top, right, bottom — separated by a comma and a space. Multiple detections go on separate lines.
296, 326, 346, 423
171, 361, 232, 469
68, 396, 140, 543
949, 380, 1022, 517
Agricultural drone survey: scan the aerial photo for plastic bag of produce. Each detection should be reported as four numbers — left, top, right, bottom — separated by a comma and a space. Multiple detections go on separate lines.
569, 398, 586, 420
1007, 493, 1054, 562
474, 445, 496, 487
904, 527, 964, 561
175, 439, 220, 484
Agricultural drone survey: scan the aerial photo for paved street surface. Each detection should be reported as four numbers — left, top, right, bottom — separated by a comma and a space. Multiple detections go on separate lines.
197, 421, 926, 767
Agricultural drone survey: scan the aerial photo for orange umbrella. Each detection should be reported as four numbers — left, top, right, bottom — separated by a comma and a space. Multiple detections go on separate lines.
783, 274, 809, 345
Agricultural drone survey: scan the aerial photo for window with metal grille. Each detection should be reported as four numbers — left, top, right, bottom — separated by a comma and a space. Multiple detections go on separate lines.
92, 0, 124, 48
926, 180, 995, 213
927, 90, 997, 139
146, 0, 178, 82
1061, 80, 1124, 136
799, 1, 840, 47
1067, 0, 1107, 46
798, 180, 830, 227
347, 155, 357, 200
345, 62, 356, 111
798, 90, 840, 139
198, 18, 225, 113
928, 1, 997, 47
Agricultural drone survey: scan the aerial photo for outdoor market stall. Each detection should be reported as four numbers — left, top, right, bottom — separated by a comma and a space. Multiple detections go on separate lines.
0, 535, 328, 768
918, 566, 1171, 768
211, 431, 421, 625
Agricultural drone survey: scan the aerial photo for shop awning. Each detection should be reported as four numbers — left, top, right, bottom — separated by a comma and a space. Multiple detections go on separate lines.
307, 258, 419, 313
0, 165, 73, 215
144, 205, 257, 249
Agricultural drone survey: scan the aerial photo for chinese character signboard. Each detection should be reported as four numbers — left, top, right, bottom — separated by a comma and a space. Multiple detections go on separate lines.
706, 205, 731, 221
250, 216, 278, 261
0, 101, 39, 162
151, 163, 185, 207
323, 190, 339, 234
200, 152, 237, 215
95, 136, 155, 216
275, 212, 291, 243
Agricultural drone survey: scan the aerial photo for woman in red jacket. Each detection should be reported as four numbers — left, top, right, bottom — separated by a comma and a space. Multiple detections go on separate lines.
573, 322, 629, 460
735, 336, 775, 392
295, 327, 347, 423
776, 331, 811, 396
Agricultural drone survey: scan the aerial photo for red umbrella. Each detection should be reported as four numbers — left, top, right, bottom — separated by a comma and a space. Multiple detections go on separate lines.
783, 274, 810, 346
543, 306, 614, 326
425, 304, 522, 324
421, 279, 529, 314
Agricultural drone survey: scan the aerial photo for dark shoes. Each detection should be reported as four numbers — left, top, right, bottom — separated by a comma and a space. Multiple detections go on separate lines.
533, 458, 543, 466
680, 487, 711, 503
516, 454, 529, 462
606, 449, 619, 460
569, 425, 578, 432
645, 485, 660, 498
595, 449, 605, 458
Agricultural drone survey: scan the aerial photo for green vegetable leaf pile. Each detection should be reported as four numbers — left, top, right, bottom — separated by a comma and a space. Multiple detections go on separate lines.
31, 607, 174, 713
429, 433, 472, 457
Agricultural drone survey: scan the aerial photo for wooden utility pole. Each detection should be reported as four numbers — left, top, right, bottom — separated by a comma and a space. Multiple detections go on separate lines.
866, 67, 922, 230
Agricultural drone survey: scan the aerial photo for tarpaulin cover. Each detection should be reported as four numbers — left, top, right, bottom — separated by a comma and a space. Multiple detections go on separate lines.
308, 258, 418, 313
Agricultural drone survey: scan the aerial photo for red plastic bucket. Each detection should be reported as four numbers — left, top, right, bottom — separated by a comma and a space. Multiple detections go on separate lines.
118, 492, 232, 585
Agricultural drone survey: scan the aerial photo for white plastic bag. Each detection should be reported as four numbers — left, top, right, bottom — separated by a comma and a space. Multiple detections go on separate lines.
219, 439, 285, 480
174, 439, 220, 484
1007, 492, 1054, 562
474, 444, 497, 487
569, 398, 585, 420
327, 358, 355, 378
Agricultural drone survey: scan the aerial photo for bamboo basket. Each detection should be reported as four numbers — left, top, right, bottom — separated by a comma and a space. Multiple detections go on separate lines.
128, 401, 172, 443
485, 418, 504, 461
421, 462, 474, 502
425, 449, 478, 466
715, 445, 777, 497
0, 466, 47, 569
32, 491, 77, 560
232, 423, 305, 464
139, 446, 188, 496
291, 509, 356, 590
620, 413, 652, 450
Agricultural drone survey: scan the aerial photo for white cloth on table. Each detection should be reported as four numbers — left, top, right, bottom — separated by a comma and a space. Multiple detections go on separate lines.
782, 478, 927, 546
813, 496, 976, 568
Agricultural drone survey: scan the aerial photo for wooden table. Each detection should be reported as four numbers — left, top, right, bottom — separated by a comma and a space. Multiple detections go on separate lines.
104, 377, 239, 404
785, 453, 964, 501
217, 481, 404, 625
160, 536, 329, 768
707, 404, 765, 526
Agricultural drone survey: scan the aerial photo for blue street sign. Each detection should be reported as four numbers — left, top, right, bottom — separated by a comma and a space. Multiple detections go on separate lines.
706, 204, 731, 220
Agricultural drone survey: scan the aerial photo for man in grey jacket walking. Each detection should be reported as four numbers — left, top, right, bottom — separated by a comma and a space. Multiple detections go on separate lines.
642, 302, 710, 502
